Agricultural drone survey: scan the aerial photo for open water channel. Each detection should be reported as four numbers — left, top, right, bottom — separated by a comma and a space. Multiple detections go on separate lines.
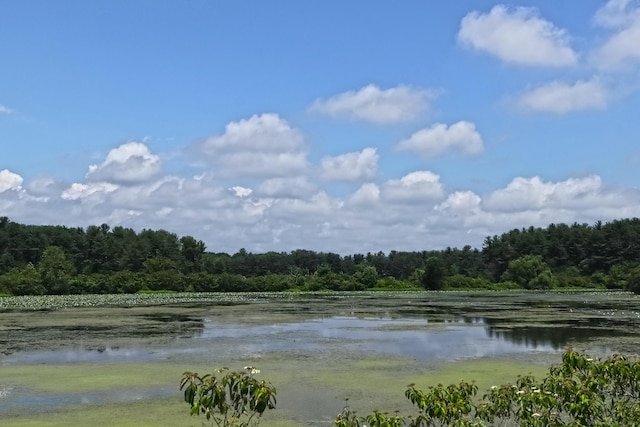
1, 291, 640, 426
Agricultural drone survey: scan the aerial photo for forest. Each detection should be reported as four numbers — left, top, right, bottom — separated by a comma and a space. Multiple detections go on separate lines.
1, 216, 640, 295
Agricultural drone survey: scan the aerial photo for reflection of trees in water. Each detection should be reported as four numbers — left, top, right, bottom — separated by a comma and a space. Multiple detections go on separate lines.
486, 326, 569, 350
3, 314, 206, 354
139, 313, 205, 339
483, 318, 631, 350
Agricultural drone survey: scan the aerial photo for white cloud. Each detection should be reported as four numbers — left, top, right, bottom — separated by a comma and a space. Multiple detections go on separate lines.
3, 166, 640, 254
0, 104, 13, 114
197, 113, 308, 178
382, 171, 444, 203
591, 1, 640, 69
202, 113, 303, 153
594, 0, 640, 29
595, 23, 640, 70
214, 152, 308, 178
61, 182, 118, 200
517, 79, 609, 113
4, 132, 640, 254
230, 186, 253, 198
0, 169, 23, 192
437, 191, 482, 211
320, 148, 378, 181
256, 177, 317, 199
484, 175, 607, 212
267, 191, 343, 220
86, 141, 161, 185
396, 121, 484, 159
309, 84, 433, 124
348, 183, 381, 206
458, 5, 578, 67
26, 176, 68, 197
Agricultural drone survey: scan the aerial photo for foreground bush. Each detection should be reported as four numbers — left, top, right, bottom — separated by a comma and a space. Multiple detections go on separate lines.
180, 366, 276, 427
334, 349, 640, 426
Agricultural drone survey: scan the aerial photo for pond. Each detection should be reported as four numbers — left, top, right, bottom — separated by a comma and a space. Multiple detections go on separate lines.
1, 291, 639, 426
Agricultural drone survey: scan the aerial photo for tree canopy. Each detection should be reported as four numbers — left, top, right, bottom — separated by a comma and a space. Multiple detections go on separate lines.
2, 216, 640, 295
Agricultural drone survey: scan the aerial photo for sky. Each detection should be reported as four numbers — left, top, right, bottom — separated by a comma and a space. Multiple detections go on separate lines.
1, 0, 640, 255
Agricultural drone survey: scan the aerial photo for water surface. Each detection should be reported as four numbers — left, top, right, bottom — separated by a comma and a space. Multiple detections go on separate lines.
2, 291, 639, 425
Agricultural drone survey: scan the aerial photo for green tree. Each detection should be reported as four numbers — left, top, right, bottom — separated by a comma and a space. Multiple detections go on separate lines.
354, 264, 378, 289
311, 264, 336, 290
143, 255, 177, 273
501, 255, 555, 289
0, 249, 16, 274
624, 264, 640, 294
421, 257, 445, 290
0, 263, 45, 295
38, 246, 75, 294
180, 235, 206, 273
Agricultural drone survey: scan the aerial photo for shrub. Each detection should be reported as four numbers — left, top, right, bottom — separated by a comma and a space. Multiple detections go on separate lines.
443, 274, 493, 289
180, 367, 276, 427
332, 349, 640, 426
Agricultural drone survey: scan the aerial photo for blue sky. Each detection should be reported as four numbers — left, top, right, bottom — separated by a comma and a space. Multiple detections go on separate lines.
1, 0, 640, 254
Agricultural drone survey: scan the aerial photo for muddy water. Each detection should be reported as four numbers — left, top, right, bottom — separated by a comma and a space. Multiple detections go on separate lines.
2, 291, 640, 425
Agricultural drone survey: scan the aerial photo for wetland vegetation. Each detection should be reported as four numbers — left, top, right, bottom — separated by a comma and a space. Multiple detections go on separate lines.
2, 291, 640, 425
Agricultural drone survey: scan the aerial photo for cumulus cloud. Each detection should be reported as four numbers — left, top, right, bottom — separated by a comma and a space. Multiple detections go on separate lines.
0, 104, 13, 114
3, 165, 640, 254
348, 183, 381, 206
484, 175, 608, 212
382, 171, 444, 203
517, 79, 609, 113
86, 141, 161, 185
4, 136, 640, 254
309, 84, 434, 124
0, 169, 23, 192
61, 182, 118, 200
197, 113, 308, 178
437, 191, 482, 211
230, 186, 253, 198
458, 5, 578, 67
267, 191, 343, 220
320, 148, 378, 181
256, 177, 317, 199
26, 176, 68, 197
396, 121, 484, 159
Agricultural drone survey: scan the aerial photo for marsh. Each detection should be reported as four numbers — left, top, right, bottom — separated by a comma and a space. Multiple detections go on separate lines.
1, 291, 639, 426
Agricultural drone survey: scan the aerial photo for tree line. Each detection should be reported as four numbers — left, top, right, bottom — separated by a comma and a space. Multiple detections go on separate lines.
1, 216, 640, 295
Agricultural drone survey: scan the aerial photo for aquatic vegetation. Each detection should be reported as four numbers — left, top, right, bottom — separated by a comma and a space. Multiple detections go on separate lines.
3, 291, 640, 426
0, 292, 276, 311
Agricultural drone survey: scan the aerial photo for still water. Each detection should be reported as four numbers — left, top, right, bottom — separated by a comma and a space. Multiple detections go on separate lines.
1, 291, 639, 425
